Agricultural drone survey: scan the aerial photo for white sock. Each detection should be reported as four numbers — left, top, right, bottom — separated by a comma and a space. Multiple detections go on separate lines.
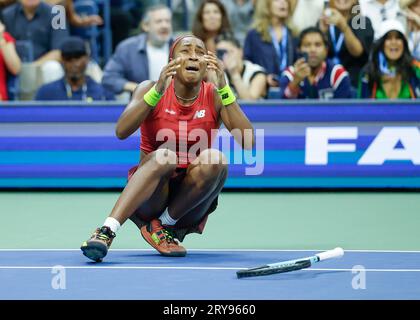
159, 208, 178, 226
103, 217, 121, 233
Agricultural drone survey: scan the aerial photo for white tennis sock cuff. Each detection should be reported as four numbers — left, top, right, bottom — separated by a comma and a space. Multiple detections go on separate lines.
159, 208, 178, 226
103, 217, 121, 233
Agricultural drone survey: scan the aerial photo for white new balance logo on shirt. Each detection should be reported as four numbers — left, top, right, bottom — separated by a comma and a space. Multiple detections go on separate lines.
193, 110, 206, 119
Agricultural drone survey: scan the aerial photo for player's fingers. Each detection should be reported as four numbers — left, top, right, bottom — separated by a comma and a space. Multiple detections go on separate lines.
206, 64, 218, 70
164, 69, 178, 77
204, 58, 218, 67
207, 50, 217, 57
165, 57, 182, 70
170, 57, 182, 65
166, 64, 181, 72
204, 54, 219, 63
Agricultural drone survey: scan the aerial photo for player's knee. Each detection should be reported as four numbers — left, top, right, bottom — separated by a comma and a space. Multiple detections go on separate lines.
197, 149, 228, 167
150, 149, 177, 174
195, 150, 228, 183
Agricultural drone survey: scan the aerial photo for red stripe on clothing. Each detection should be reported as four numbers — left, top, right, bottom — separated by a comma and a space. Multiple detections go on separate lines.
332, 66, 346, 85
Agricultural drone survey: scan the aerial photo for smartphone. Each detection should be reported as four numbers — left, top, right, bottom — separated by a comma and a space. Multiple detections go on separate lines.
216, 49, 227, 60
324, 0, 332, 16
297, 52, 309, 62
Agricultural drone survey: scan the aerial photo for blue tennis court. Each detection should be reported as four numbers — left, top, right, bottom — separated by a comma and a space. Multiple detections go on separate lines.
1, 249, 419, 300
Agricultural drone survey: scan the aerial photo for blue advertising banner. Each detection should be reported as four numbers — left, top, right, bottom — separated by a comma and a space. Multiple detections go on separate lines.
0, 101, 419, 189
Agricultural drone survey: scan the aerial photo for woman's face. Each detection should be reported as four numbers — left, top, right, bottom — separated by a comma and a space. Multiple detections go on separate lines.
271, 0, 289, 20
173, 37, 208, 84
202, 3, 222, 32
383, 31, 405, 61
332, 0, 356, 12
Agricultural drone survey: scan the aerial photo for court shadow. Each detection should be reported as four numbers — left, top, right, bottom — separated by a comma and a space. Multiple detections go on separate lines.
121, 252, 239, 264
82, 261, 128, 266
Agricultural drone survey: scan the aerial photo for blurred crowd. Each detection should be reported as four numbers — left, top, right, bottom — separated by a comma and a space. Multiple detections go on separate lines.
0, 0, 419, 102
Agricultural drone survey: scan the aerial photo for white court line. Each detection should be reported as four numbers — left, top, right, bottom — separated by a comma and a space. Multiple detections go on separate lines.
0, 266, 420, 272
0, 249, 419, 253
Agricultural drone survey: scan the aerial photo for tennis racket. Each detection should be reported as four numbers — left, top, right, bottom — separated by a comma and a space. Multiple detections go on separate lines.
236, 247, 344, 278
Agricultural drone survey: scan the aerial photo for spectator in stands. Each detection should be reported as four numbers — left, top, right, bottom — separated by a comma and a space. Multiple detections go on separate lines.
45, 0, 103, 28
400, 0, 420, 59
279, 27, 352, 99
192, 0, 234, 54
110, 0, 159, 50
221, 0, 255, 45
216, 35, 267, 99
318, 0, 374, 88
358, 20, 419, 98
0, 18, 21, 101
110, 0, 135, 51
289, 0, 323, 36
102, 4, 173, 95
360, 0, 406, 39
244, 0, 297, 89
2, 0, 69, 80
170, 0, 201, 31
35, 37, 114, 101
0, 0, 16, 12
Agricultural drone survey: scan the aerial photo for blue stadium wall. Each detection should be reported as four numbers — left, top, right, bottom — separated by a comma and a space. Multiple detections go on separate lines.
1, 100, 419, 189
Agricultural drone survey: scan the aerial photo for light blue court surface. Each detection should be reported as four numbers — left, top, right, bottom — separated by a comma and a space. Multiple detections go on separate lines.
0, 249, 419, 300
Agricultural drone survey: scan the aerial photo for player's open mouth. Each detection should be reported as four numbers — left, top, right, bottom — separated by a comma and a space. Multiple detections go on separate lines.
185, 66, 199, 73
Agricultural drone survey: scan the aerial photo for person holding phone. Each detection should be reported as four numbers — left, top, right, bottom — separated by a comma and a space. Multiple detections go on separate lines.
318, 0, 374, 88
192, 0, 234, 54
279, 26, 352, 99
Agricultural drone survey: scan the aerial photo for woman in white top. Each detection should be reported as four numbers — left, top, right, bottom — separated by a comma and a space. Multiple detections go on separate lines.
216, 35, 267, 100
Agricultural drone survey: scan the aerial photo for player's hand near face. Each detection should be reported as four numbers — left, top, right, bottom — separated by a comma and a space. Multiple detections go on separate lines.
205, 51, 227, 89
155, 57, 182, 94
116, 57, 181, 139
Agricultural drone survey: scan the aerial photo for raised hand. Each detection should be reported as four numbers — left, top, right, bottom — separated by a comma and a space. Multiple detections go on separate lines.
205, 51, 227, 89
155, 57, 182, 94
84, 15, 103, 26
324, 8, 347, 31
292, 58, 310, 83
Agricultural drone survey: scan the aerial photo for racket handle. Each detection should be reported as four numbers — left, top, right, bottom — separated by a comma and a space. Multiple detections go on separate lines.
315, 247, 344, 261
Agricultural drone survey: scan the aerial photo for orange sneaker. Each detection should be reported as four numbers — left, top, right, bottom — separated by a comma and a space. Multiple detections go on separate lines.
140, 219, 186, 257
81, 226, 116, 262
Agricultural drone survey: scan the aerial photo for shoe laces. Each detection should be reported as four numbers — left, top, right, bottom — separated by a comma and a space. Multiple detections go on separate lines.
96, 227, 115, 242
162, 228, 176, 244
